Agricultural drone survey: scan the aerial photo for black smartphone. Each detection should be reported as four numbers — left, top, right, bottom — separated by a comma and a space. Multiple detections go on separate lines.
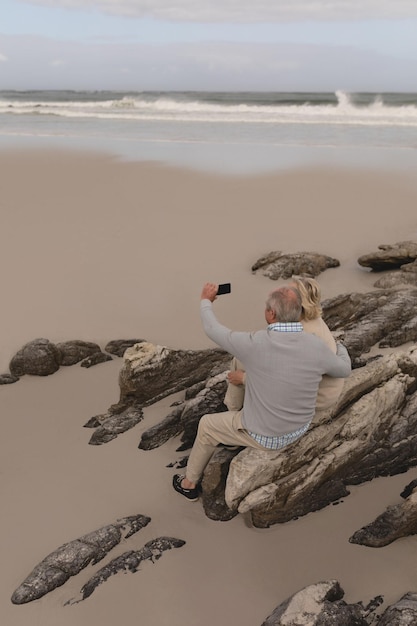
217, 283, 231, 295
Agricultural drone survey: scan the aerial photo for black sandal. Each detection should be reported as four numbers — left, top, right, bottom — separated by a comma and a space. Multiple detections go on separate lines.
172, 474, 199, 501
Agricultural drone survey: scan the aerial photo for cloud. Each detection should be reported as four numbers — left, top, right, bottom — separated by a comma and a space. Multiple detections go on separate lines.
1, 33, 416, 91
49, 58, 65, 66
18, 0, 417, 22
0, 52, 8, 61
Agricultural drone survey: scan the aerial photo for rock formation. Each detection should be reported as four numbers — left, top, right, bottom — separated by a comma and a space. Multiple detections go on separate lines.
9, 338, 62, 377
56, 340, 102, 366
373, 259, 417, 289
322, 288, 417, 361
11, 514, 151, 604
80, 351, 113, 368
82, 343, 230, 445
7, 337, 124, 379
0, 373, 19, 384
200, 446, 242, 521
105, 339, 145, 357
117, 341, 230, 407
139, 371, 229, 452
261, 580, 369, 625
349, 483, 417, 548
260, 581, 417, 625
251, 250, 340, 280
377, 593, 417, 625
78, 279, 417, 527
10, 241, 417, 622
84, 402, 144, 445
357, 240, 417, 271
78, 537, 186, 601
125, 345, 417, 527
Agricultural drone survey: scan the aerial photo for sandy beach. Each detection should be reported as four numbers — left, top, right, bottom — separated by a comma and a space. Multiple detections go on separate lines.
2, 149, 417, 625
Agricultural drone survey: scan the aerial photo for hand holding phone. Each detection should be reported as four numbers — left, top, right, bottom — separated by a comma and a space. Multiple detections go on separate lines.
217, 283, 231, 295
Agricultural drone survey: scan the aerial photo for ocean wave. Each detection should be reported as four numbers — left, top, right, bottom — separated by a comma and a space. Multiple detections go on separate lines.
1, 91, 417, 128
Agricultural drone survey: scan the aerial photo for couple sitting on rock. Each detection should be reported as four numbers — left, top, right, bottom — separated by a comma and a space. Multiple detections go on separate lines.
173, 277, 351, 501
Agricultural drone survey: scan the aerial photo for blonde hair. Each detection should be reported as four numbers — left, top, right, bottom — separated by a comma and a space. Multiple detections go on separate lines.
291, 276, 322, 321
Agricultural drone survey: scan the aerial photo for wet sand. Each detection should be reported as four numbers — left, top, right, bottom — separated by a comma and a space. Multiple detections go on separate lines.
1, 150, 417, 625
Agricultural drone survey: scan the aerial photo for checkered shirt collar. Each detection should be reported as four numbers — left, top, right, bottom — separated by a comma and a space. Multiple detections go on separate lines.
267, 322, 303, 332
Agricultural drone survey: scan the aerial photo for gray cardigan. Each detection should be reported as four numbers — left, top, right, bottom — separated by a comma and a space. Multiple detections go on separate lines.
201, 300, 351, 436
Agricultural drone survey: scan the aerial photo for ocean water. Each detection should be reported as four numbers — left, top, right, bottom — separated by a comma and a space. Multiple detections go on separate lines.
1, 90, 417, 173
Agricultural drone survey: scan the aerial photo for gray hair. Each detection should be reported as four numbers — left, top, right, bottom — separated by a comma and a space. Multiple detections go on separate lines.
266, 286, 302, 323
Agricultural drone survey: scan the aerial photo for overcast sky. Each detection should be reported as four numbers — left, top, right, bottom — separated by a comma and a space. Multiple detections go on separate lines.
1, 0, 417, 91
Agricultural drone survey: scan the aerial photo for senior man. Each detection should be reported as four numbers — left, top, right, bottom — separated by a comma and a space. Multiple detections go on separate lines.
173, 282, 351, 501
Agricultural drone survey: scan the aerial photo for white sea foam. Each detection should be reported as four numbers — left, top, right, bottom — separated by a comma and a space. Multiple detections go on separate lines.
1, 90, 417, 128
1, 90, 417, 174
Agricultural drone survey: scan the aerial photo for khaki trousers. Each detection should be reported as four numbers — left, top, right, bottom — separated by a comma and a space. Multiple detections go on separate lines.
185, 410, 267, 484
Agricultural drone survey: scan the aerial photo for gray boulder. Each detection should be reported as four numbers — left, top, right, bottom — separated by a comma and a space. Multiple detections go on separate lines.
80, 352, 113, 368
104, 339, 146, 357
9, 338, 62, 377
56, 340, 102, 366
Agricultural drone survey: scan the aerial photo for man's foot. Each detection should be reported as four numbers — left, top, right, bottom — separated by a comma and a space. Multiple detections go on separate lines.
172, 474, 199, 501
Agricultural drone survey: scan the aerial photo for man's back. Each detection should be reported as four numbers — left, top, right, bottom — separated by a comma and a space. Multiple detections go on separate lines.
239, 329, 347, 436
200, 299, 351, 437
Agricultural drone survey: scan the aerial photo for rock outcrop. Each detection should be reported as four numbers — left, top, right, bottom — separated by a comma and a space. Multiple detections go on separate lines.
261, 580, 369, 625
377, 593, 417, 625
80, 351, 113, 368
66, 247, 417, 528
261, 581, 417, 625
200, 446, 242, 521
56, 340, 102, 366
116, 341, 417, 528
84, 402, 144, 445
357, 241, 417, 271
139, 371, 229, 452
349, 484, 417, 548
83, 343, 230, 445
373, 259, 417, 289
104, 339, 145, 357
118, 342, 230, 407
322, 288, 417, 360
0, 373, 19, 384
11, 514, 151, 604
8, 337, 118, 378
251, 250, 340, 280
78, 537, 186, 601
